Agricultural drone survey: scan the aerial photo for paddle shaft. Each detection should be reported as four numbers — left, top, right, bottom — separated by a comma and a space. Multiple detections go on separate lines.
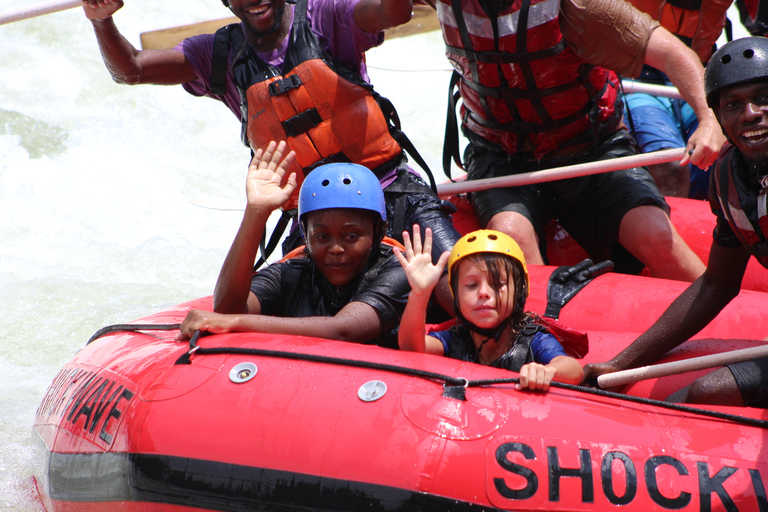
0, 0, 81, 26
437, 147, 686, 196
622, 81, 683, 100
597, 344, 768, 389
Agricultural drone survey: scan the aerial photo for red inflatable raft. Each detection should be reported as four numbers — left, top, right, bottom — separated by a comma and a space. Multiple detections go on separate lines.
33, 264, 768, 512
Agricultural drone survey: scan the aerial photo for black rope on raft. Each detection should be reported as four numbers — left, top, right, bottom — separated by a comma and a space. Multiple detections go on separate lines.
86, 323, 181, 345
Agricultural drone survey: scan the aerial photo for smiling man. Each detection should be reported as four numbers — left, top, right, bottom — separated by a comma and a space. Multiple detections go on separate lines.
582, 37, 768, 408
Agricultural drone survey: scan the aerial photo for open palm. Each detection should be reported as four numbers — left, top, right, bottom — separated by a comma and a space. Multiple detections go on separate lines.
246, 141, 297, 212
395, 225, 449, 296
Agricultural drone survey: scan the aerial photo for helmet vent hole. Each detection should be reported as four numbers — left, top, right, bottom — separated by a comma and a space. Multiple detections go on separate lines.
467, 236, 477, 243
721, 54, 732, 64
488, 234, 498, 240
744, 49, 755, 59
321, 179, 330, 187
343, 178, 352, 185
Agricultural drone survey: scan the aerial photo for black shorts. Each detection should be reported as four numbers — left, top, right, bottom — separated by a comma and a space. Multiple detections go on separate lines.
727, 357, 768, 408
465, 129, 669, 264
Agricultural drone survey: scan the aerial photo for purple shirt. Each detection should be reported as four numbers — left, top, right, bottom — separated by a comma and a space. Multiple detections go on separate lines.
175, 0, 383, 121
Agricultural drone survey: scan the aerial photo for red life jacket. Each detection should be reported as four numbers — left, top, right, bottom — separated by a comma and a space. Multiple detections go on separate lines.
628, 0, 730, 63
438, 0, 623, 160
212, 0, 402, 209
712, 144, 768, 268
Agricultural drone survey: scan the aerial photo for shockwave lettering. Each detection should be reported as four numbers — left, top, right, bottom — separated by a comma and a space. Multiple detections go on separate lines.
491, 441, 768, 511
36, 365, 136, 447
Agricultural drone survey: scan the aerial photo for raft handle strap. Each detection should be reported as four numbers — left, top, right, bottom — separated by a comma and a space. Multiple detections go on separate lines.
86, 323, 182, 345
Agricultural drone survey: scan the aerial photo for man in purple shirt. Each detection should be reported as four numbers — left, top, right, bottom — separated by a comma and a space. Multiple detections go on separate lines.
81, 0, 459, 314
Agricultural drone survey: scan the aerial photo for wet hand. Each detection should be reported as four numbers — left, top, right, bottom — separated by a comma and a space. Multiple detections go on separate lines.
175, 310, 236, 340
681, 116, 725, 169
516, 362, 556, 391
82, 0, 124, 21
246, 141, 297, 214
394, 225, 449, 296
581, 361, 622, 388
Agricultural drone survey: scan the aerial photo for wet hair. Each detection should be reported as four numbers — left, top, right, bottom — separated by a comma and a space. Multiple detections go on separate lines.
221, 0, 229, 6
450, 251, 529, 336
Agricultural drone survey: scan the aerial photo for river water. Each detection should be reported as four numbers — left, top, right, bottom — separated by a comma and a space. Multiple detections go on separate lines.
0, 2, 451, 509
0, 1, 748, 510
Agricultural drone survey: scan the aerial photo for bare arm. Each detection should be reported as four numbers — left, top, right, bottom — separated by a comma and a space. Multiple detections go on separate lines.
178, 301, 385, 342
353, 0, 413, 34
82, 0, 197, 85
394, 226, 449, 355
644, 27, 726, 170
583, 242, 751, 381
213, 142, 297, 314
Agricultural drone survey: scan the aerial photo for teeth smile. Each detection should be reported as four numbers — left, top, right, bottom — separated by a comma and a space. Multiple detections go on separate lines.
743, 128, 768, 138
247, 4, 269, 15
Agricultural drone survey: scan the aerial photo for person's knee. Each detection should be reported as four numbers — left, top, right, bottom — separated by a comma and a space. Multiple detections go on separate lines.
619, 206, 677, 259
486, 212, 536, 241
486, 212, 543, 263
683, 368, 744, 406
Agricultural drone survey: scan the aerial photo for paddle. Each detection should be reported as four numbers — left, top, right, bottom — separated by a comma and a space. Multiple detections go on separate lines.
0, 0, 81, 26
622, 81, 683, 100
436, 147, 686, 196
139, 4, 439, 50
596, 344, 768, 389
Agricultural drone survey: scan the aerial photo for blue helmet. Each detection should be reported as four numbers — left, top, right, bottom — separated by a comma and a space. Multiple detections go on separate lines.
298, 163, 387, 229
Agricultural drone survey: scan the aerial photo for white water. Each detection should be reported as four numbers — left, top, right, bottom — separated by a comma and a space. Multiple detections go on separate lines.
0, 2, 452, 509
0, 1, 749, 509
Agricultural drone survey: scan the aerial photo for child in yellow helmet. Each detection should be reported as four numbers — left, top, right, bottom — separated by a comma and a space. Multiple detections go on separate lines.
395, 226, 583, 391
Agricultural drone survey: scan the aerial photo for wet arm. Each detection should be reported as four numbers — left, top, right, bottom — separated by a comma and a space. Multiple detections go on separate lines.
398, 289, 445, 355
88, 17, 197, 85
214, 143, 297, 314
644, 27, 725, 169
213, 207, 271, 314
546, 356, 583, 385
182, 301, 385, 342
606, 243, 750, 370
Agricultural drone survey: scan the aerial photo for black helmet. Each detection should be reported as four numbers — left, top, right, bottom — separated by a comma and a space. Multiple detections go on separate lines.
706, 37, 768, 109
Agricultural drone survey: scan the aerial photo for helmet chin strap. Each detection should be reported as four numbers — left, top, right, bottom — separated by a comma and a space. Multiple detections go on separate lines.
457, 309, 513, 354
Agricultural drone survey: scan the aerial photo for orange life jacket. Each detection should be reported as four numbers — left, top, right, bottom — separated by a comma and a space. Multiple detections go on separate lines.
628, 0, 731, 62
213, 0, 402, 209
438, 0, 623, 161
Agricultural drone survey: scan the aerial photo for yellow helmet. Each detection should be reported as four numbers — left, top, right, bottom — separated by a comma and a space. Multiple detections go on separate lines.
448, 230, 528, 290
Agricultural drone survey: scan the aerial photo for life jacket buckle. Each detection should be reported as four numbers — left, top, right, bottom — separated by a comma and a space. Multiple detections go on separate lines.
269, 74, 303, 96
282, 108, 323, 137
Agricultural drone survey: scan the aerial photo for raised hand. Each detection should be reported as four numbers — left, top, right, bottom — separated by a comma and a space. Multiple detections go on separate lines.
245, 141, 297, 214
82, 0, 124, 21
394, 224, 450, 297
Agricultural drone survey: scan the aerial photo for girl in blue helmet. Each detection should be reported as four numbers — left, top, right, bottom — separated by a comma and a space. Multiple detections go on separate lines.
177, 141, 409, 347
